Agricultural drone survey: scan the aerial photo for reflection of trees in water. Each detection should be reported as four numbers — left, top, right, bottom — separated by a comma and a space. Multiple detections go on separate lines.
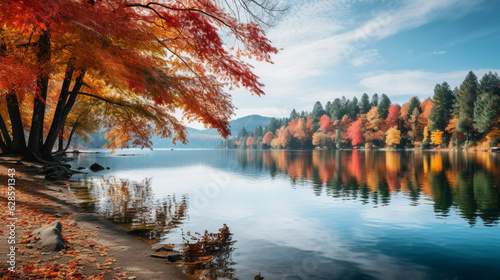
82, 177, 189, 239
181, 224, 236, 280
241, 150, 500, 226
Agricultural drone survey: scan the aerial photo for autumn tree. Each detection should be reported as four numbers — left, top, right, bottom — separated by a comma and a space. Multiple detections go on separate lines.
431, 130, 443, 146
246, 136, 254, 147
347, 118, 363, 147
385, 127, 401, 147
385, 105, 400, 129
0, 0, 279, 161
262, 131, 274, 145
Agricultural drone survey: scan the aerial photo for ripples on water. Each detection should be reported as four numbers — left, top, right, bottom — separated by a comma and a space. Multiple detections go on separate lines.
70, 150, 500, 280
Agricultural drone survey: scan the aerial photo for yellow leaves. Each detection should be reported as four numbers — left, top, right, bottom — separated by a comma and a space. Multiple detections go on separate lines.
385, 126, 401, 147
431, 129, 444, 146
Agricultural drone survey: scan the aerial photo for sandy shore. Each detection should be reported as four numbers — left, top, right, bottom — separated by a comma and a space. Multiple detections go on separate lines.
0, 156, 188, 280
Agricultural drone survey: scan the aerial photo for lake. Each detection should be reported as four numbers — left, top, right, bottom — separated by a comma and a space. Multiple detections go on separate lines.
69, 149, 500, 280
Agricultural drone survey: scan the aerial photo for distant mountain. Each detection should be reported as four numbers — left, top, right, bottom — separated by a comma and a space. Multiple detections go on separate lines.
73, 114, 272, 149
227, 114, 272, 135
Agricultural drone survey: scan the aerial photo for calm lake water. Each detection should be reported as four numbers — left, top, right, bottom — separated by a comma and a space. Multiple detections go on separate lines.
69, 149, 500, 280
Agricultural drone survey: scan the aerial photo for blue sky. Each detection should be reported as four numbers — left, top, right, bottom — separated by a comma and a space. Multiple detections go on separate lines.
216, 0, 500, 122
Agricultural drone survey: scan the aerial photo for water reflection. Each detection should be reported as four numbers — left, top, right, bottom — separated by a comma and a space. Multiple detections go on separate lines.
78, 177, 188, 239
234, 150, 500, 226
72, 150, 500, 279
181, 225, 236, 279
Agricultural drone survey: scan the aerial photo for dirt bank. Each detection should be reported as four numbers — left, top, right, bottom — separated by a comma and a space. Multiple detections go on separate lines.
0, 156, 187, 280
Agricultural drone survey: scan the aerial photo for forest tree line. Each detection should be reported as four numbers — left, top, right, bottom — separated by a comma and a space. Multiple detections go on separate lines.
218, 71, 500, 150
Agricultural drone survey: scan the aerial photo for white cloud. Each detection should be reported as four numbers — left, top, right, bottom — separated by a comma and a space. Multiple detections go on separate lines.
351, 49, 381, 66
254, 0, 482, 98
429, 50, 447, 55
358, 68, 500, 98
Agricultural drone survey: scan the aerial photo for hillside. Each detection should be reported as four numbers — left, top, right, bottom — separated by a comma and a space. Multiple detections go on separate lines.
73, 115, 272, 149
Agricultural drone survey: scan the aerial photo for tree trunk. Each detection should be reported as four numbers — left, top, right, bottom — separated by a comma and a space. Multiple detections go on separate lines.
6, 92, 27, 153
58, 127, 64, 152
28, 29, 51, 160
0, 109, 12, 152
41, 60, 74, 159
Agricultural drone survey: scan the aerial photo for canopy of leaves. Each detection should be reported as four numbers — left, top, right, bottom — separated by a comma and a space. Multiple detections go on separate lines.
0, 0, 278, 156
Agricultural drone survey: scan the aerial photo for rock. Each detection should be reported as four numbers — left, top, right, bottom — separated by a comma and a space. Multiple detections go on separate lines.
150, 254, 169, 259
90, 163, 105, 172
30, 221, 65, 251
44, 165, 73, 181
167, 254, 182, 262
76, 166, 86, 170
151, 244, 174, 252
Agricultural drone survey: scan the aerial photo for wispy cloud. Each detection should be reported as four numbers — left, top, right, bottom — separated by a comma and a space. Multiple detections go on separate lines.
429, 50, 447, 55
358, 68, 500, 99
255, 0, 482, 96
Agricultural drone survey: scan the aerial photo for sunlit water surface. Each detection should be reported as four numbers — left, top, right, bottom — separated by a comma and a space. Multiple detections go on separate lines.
69, 149, 500, 280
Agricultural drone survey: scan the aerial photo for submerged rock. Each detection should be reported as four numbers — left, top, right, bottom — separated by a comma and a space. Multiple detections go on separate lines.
90, 163, 105, 171
30, 221, 65, 251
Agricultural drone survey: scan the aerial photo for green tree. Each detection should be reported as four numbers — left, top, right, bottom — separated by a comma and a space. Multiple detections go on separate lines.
371, 93, 379, 107
267, 118, 280, 133
312, 101, 326, 121
360, 93, 371, 114
377, 94, 391, 119
238, 127, 249, 138
429, 82, 455, 132
329, 98, 344, 121
454, 71, 479, 141
407, 97, 421, 117
347, 97, 360, 119
290, 109, 299, 119
473, 72, 500, 134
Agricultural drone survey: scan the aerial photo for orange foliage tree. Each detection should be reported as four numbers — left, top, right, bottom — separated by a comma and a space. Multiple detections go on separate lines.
0, 0, 278, 161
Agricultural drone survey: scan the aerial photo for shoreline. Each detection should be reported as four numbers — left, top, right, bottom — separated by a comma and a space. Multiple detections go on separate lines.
0, 156, 187, 280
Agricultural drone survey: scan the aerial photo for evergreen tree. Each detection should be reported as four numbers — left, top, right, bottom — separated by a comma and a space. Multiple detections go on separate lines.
371, 93, 379, 107
473, 72, 500, 134
325, 101, 332, 116
377, 94, 391, 119
312, 101, 326, 121
360, 93, 371, 114
267, 118, 280, 133
329, 98, 343, 120
238, 127, 249, 138
407, 97, 421, 116
347, 97, 360, 119
255, 125, 264, 138
454, 71, 479, 140
290, 109, 299, 119
429, 82, 454, 131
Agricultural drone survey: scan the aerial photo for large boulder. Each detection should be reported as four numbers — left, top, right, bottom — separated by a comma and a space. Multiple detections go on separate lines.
43, 165, 73, 181
30, 221, 65, 251
90, 162, 105, 172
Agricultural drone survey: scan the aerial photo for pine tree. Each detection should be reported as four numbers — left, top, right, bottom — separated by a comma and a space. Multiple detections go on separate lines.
347, 97, 360, 119
454, 71, 479, 141
329, 98, 344, 121
312, 101, 326, 121
290, 109, 299, 119
360, 93, 371, 114
371, 93, 379, 107
238, 127, 249, 138
407, 97, 421, 116
473, 72, 500, 134
429, 82, 455, 132
377, 94, 391, 119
